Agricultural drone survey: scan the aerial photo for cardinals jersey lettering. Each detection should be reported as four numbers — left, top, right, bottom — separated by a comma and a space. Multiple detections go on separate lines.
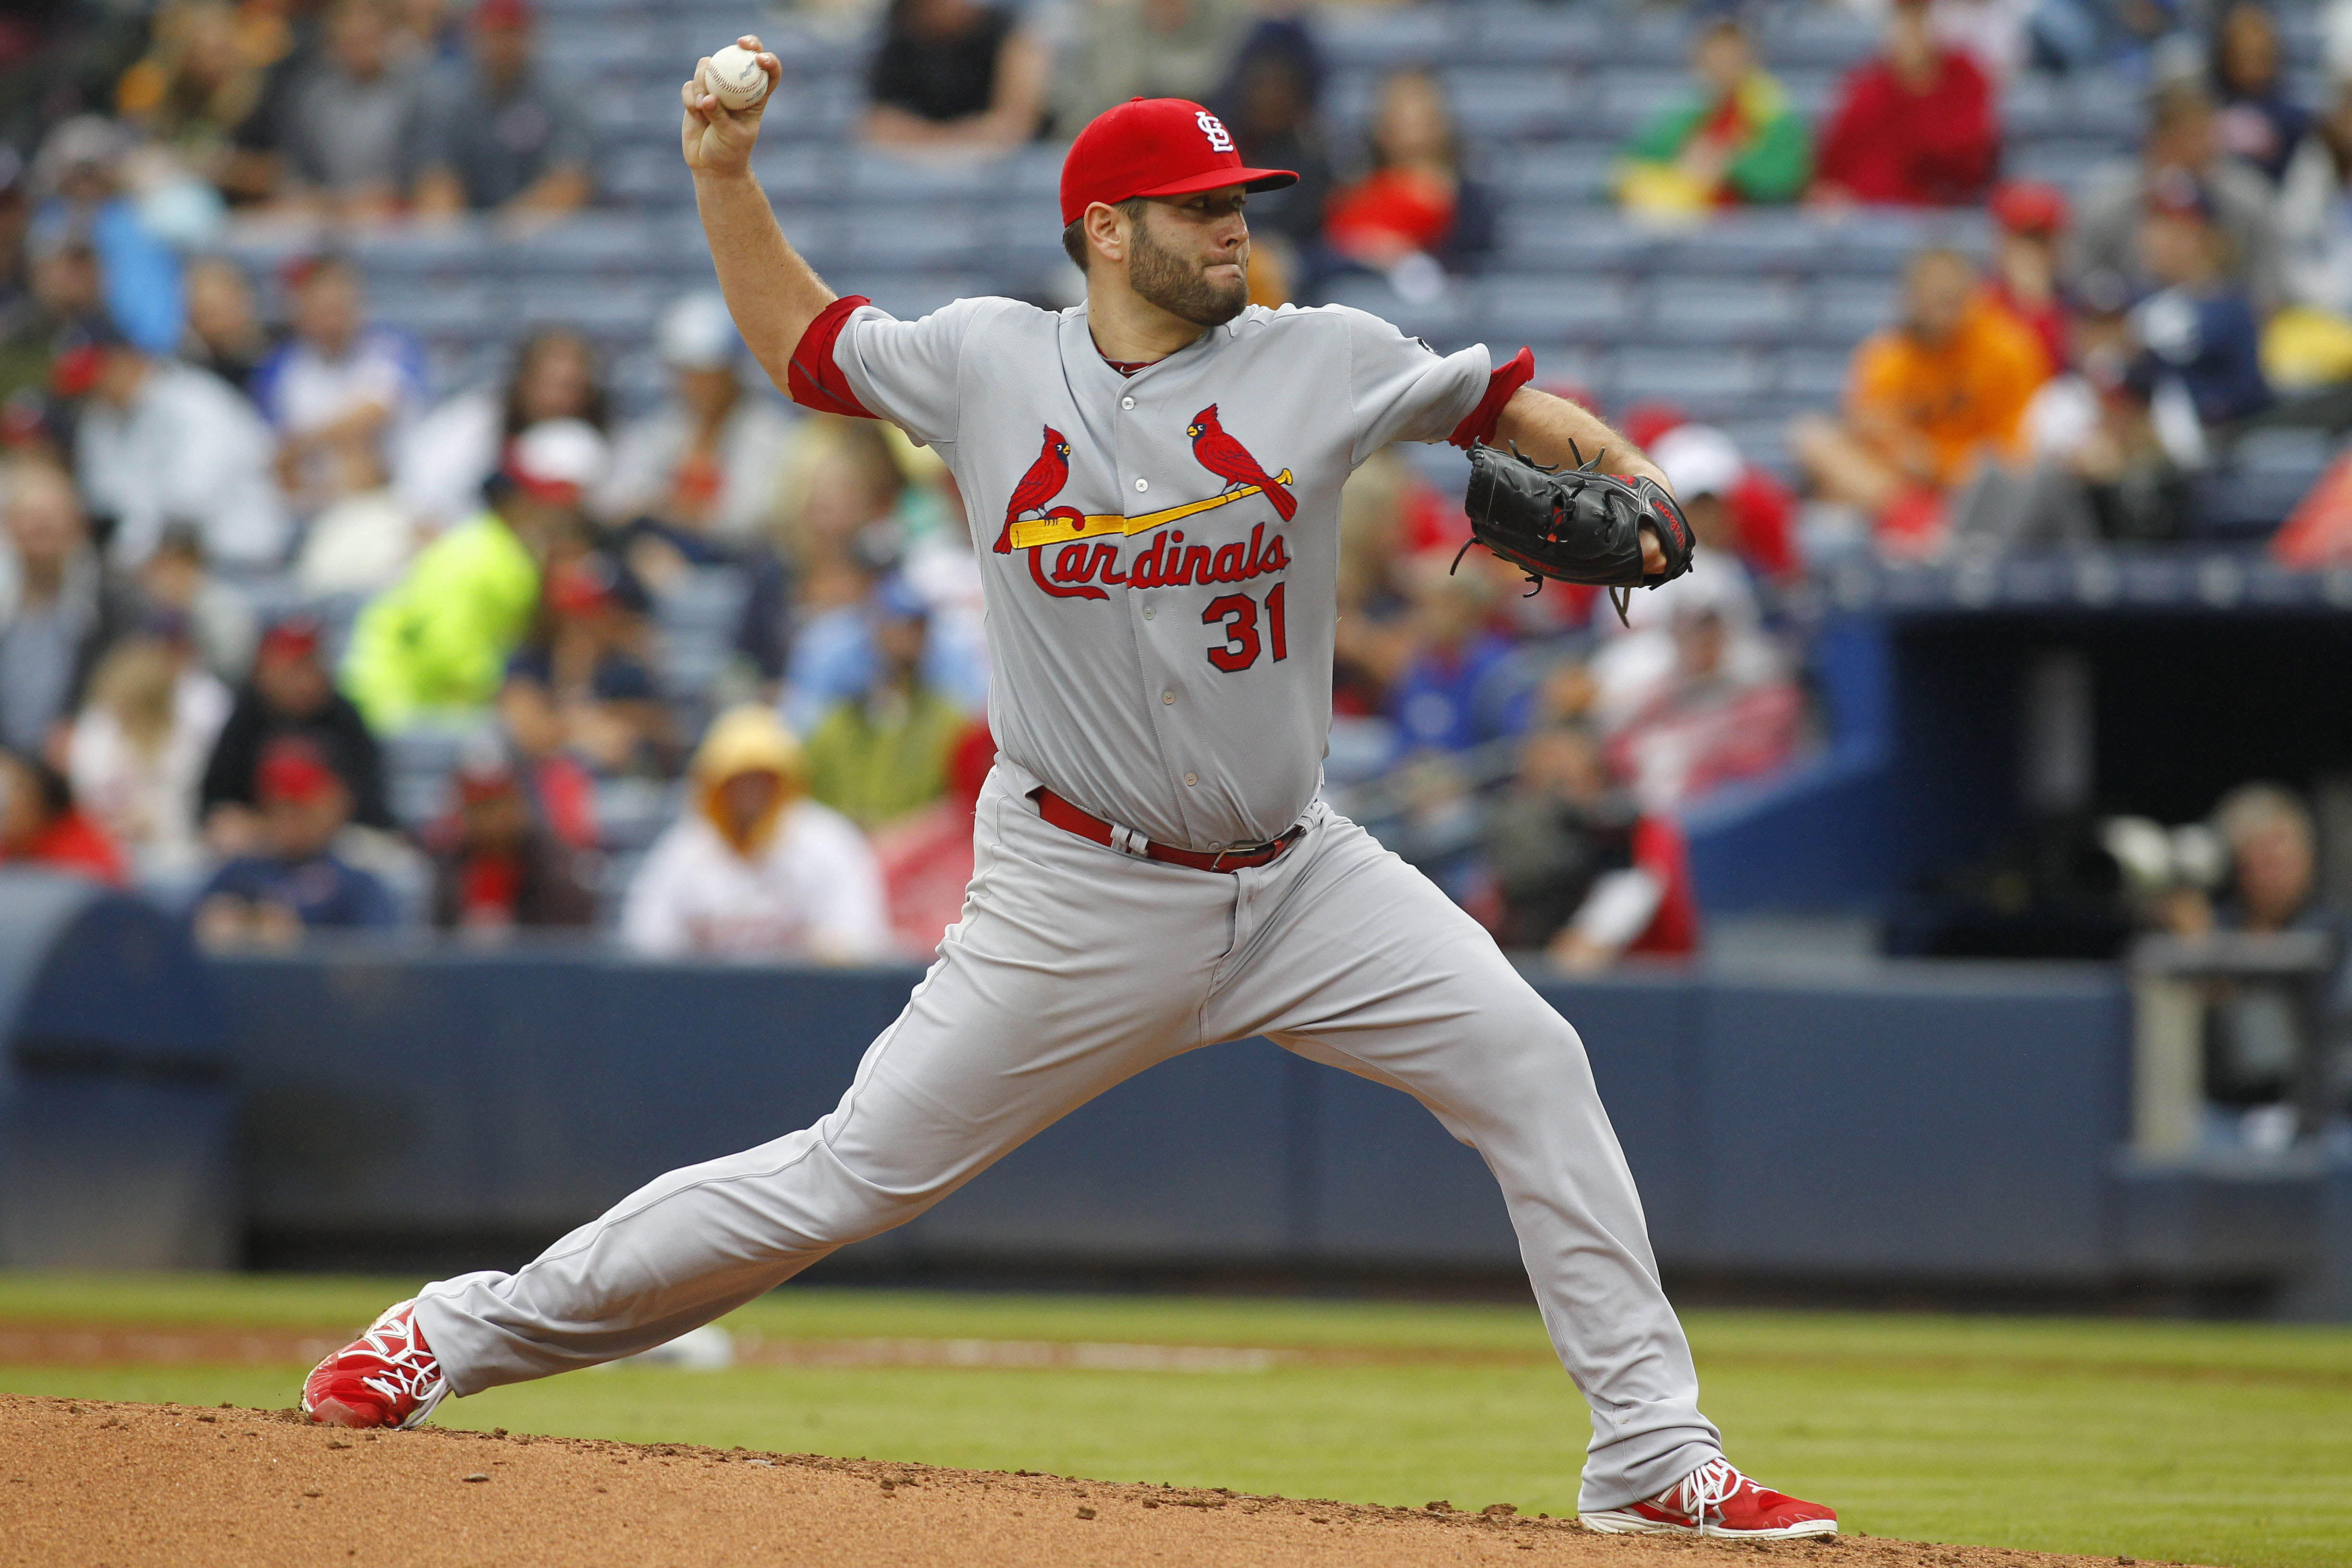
822, 297, 1492, 850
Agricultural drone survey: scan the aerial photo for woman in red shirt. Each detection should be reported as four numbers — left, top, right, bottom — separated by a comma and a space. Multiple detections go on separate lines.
1812, 0, 1998, 208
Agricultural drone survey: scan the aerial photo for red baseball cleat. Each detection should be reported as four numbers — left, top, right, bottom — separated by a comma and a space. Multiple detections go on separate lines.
301, 1299, 449, 1430
1581, 1458, 1837, 1539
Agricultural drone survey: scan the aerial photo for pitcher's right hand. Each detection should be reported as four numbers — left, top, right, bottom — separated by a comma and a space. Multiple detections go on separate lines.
681, 35, 781, 179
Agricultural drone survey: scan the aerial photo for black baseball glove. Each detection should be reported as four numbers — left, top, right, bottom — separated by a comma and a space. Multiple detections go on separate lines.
1457, 441, 1697, 624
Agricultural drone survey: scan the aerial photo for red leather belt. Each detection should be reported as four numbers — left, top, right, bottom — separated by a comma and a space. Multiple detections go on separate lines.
1032, 788, 1302, 873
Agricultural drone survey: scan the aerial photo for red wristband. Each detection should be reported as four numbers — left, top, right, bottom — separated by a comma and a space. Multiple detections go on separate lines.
1448, 346, 1535, 450
786, 294, 878, 419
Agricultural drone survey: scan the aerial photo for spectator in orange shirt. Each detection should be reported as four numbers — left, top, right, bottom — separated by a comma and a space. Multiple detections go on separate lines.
1791, 247, 2050, 554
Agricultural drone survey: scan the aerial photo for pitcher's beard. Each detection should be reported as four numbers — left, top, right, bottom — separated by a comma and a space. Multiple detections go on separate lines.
1129, 225, 1249, 326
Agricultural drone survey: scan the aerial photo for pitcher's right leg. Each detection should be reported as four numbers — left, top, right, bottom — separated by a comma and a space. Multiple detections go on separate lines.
315, 773, 1234, 1412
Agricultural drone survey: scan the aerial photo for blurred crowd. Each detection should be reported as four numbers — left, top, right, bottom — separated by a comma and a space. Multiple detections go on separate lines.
0, 0, 2348, 970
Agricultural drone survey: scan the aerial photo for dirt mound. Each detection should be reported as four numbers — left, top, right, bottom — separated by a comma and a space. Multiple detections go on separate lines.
0, 1394, 2163, 1568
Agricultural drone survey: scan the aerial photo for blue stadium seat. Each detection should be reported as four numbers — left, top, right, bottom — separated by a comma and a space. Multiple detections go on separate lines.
2001, 140, 2126, 194
600, 145, 691, 208
514, 277, 670, 341
1319, 6, 1460, 70
1519, 343, 1607, 402
368, 279, 508, 340
1608, 348, 1771, 421
1807, 208, 1989, 274
1316, 273, 1477, 345
1775, 347, 1854, 403
348, 226, 498, 280
848, 208, 989, 269
1494, 210, 1658, 272
1647, 213, 1825, 275
1439, 67, 1583, 141
1608, 11, 1700, 69
1464, 5, 1605, 67
495, 216, 701, 276
540, 20, 672, 82
1498, 143, 1617, 202
2200, 429, 2340, 537
1480, 275, 1636, 346
1718, 417, 1800, 481
1751, 9, 1880, 69
858, 273, 996, 322
1804, 276, 1901, 345
1642, 277, 1804, 345
2003, 74, 2142, 141
836, 150, 992, 206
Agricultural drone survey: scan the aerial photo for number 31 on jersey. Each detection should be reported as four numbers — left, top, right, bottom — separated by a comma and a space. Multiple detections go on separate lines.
1202, 584, 1287, 673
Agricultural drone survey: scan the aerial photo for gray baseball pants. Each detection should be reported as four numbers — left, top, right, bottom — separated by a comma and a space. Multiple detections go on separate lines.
413, 763, 1722, 1510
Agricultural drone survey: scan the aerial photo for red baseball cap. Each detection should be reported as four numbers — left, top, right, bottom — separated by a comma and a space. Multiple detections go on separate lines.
256, 737, 340, 805
1059, 98, 1296, 227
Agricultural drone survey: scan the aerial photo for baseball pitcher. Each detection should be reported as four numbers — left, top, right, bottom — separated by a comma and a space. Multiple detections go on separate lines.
302, 42, 1831, 1540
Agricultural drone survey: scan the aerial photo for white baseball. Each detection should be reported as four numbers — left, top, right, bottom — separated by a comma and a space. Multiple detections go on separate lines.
703, 44, 769, 111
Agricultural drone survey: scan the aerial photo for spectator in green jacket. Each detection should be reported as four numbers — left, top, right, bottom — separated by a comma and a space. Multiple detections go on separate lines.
341, 418, 607, 733
1616, 18, 1811, 217
803, 575, 965, 831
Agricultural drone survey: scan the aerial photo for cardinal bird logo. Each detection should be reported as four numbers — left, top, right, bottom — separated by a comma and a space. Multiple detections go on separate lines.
1186, 405, 1296, 521
994, 425, 1080, 553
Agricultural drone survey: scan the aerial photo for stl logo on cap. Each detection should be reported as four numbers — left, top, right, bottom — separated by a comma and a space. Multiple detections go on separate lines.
1196, 111, 1233, 153
1058, 98, 1298, 227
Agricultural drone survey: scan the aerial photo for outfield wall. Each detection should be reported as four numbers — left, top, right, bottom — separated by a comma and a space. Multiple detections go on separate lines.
1, 873, 2342, 1314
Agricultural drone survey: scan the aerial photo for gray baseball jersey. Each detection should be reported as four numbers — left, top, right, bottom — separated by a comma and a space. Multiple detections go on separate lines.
825, 298, 1494, 851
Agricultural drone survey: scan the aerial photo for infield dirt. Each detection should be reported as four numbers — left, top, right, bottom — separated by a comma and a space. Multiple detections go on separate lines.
0, 1394, 2194, 1568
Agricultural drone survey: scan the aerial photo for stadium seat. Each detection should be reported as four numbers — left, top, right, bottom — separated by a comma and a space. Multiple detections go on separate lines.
1464, 5, 1605, 67
1804, 277, 1901, 346
1751, 8, 1880, 69
1647, 214, 1825, 276
858, 274, 997, 322
1319, 5, 1461, 70
1316, 272, 1477, 345
848, 208, 989, 270
1480, 275, 1636, 346
1609, 348, 1771, 422
367, 279, 508, 340
514, 277, 671, 342
1494, 210, 1657, 272
2200, 429, 2340, 537
1439, 67, 1584, 142
1497, 144, 1617, 203
1642, 277, 1804, 346
1775, 347, 1854, 403
2001, 140, 2126, 194
539, 19, 672, 82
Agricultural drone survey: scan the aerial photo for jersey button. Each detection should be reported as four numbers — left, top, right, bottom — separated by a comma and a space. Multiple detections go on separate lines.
1120, 396, 1135, 411
1134, 477, 1149, 492
1143, 606, 1155, 620
1162, 690, 1174, 704
1184, 772, 1198, 786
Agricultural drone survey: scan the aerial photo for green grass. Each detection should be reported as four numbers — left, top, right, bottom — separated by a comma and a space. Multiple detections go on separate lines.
2, 1274, 2347, 1568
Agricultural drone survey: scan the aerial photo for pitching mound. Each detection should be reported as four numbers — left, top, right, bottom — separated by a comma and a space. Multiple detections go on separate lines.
1, 1395, 2154, 1568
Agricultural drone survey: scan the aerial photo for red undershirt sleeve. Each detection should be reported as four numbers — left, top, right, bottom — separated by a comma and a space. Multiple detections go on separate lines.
1447, 346, 1535, 450
786, 295, 877, 419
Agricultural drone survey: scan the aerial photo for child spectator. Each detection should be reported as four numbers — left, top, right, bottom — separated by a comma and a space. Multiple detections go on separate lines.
411, 0, 592, 216
1482, 724, 1698, 969
863, 0, 1047, 155
1385, 561, 1533, 756
0, 461, 127, 759
425, 745, 594, 935
0, 745, 125, 885
1791, 248, 2049, 553
1324, 70, 1496, 286
65, 321, 290, 567
250, 255, 427, 515
804, 575, 965, 830
2128, 176, 2271, 457
1986, 182, 2073, 375
67, 629, 231, 883
137, 524, 256, 684
202, 616, 392, 848
493, 662, 598, 849
2210, 0, 2307, 184
596, 294, 795, 548
395, 327, 605, 532
1617, 18, 1812, 217
621, 704, 889, 962
194, 735, 399, 945
343, 418, 605, 732
1812, 0, 1998, 208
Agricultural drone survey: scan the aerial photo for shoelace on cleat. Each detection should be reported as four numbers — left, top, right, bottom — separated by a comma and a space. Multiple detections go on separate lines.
1661, 1458, 1747, 1529
343, 1310, 442, 1409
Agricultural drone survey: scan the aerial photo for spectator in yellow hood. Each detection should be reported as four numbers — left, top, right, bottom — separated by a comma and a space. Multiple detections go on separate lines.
620, 704, 891, 962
